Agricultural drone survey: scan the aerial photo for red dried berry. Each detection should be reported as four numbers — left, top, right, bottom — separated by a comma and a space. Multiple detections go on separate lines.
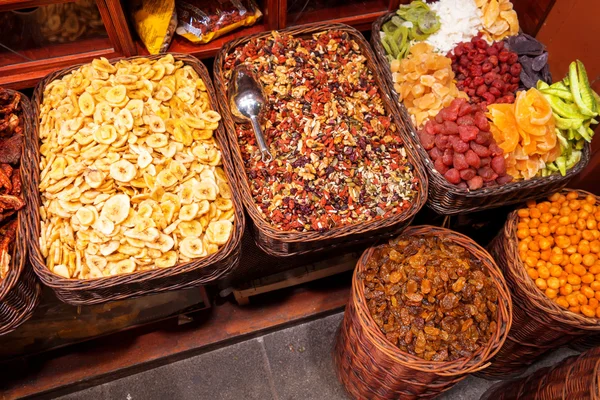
473, 76, 485, 86
474, 113, 490, 131
435, 134, 450, 150
473, 54, 487, 64
489, 55, 499, 66
489, 143, 503, 156
498, 51, 510, 63
435, 112, 444, 123
482, 92, 496, 104
510, 63, 522, 77
486, 47, 498, 56
452, 138, 470, 153
458, 103, 474, 117
470, 142, 492, 157
459, 125, 479, 142
460, 168, 477, 181
435, 158, 449, 175
489, 87, 502, 97
465, 149, 481, 168
443, 120, 459, 135
467, 176, 484, 190
482, 62, 493, 73
475, 131, 492, 146
457, 116, 475, 126
491, 155, 507, 175
478, 166, 496, 181
429, 147, 443, 161
496, 174, 513, 185
444, 168, 461, 184
469, 64, 483, 77
508, 52, 518, 65
419, 131, 436, 150
484, 72, 496, 85
500, 63, 510, 74
433, 123, 444, 134
480, 156, 491, 166
453, 152, 469, 170
476, 85, 488, 96
442, 149, 454, 166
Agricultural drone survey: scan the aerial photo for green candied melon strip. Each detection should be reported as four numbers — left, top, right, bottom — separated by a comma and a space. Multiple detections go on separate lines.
569, 61, 595, 117
576, 60, 598, 114
417, 12, 440, 34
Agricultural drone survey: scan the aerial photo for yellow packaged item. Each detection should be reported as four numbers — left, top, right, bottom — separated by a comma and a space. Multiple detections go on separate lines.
130, 0, 177, 54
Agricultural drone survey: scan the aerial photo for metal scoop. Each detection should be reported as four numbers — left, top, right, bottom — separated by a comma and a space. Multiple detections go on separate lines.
228, 65, 273, 163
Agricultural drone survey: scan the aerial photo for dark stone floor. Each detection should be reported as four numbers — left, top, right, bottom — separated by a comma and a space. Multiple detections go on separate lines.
57, 312, 579, 400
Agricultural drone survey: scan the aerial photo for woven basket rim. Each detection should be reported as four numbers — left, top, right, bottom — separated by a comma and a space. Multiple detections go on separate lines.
370, 12, 591, 200
24, 53, 245, 290
213, 22, 429, 244
501, 189, 600, 329
352, 225, 513, 375
0, 89, 31, 301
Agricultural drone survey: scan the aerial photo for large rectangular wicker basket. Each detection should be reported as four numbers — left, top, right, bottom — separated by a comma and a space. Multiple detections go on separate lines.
213, 22, 428, 257
23, 54, 245, 305
371, 12, 590, 216
0, 90, 41, 335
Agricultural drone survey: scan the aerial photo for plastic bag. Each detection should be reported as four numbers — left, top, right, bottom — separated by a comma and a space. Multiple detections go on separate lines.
130, 0, 177, 54
176, 0, 262, 44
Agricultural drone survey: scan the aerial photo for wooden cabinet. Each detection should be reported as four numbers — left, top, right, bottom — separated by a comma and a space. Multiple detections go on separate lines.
0, 0, 135, 89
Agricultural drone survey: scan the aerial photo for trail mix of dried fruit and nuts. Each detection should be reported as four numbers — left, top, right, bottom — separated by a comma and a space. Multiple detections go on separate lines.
223, 30, 418, 232
0, 88, 25, 281
362, 234, 499, 361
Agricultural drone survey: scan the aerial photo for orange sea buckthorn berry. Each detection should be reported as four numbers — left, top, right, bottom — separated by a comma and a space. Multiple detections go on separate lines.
549, 193, 561, 202
565, 245, 578, 255
547, 277, 560, 290
590, 281, 600, 291
586, 194, 596, 204
577, 293, 589, 305
566, 192, 579, 200
528, 241, 540, 252
535, 278, 548, 290
545, 288, 558, 299
538, 266, 550, 279
517, 208, 530, 218
550, 265, 563, 277
556, 297, 570, 308
560, 207, 571, 217
581, 286, 595, 299
573, 265, 587, 276
576, 219, 588, 231
527, 200, 537, 208
589, 298, 599, 309
582, 273, 595, 284
568, 274, 582, 285
587, 218, 598, 230
530, 208, 542, 219
582, 230, 595, 242
596, 307, 600, 318
570, 234, 581, 246
556, 226, 567, 236
581, 305, 596, 318
559, 275, 568, 287
583, 254, 597, 267
541, 249, 552, 261
570, 305, 581, 314
517, 229, 530, 240
527, 268, 539, 280
569, 213, 579, 224
566, 293, 579, 307
560, 284, 573, 296
549, 206, 559, 215
590, 241, 600, 254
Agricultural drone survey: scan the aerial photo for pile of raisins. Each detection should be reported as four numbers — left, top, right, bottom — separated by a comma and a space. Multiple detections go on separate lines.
449, 34, 522, 107
362, 235, 499, 362
419, 98, 512, 190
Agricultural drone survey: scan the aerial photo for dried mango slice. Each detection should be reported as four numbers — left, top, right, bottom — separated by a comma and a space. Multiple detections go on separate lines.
482, 0, 500, 29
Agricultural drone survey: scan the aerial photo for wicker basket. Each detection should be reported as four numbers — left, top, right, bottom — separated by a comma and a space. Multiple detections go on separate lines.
334, 225, 512, 400
481, 346, 600, 399
481, 189, 600, 379
570, 333, 600, 352
0, 90, 41, 335
213, 23, 428, 257
23, 54, 245, 305
370, 13, 590, 216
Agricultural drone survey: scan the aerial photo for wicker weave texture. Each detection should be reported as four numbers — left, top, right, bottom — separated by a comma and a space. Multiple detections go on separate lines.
334, 225, 512, 400
480, 190, 600, 379
370, 13, 590, 216
0, 90, 41, 335
213, 22, 428, 257
23, 54, 245, 305
481, 346, 600, 400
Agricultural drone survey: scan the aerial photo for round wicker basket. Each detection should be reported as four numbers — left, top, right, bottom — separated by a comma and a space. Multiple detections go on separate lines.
0, 90, 41, 335
481, 346, 600, 400
334, 225, 512, 399
481, 189, 600, 378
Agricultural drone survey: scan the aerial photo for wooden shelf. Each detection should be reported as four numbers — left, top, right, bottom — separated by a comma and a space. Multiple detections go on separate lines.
0, 0, 74, 13
286, 0, 389, 30
138, 24, 269, 60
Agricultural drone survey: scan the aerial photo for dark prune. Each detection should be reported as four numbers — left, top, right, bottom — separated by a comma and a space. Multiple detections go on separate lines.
444, 168, 461, 184
467, 176, 484, 190
459, 125, 479, 142
465, 149, 481, 168
453, 152, 469, 170
490, 155, 506, 175
442, 149, 454, 166
470, 142, 492, 157
419, 131, 436, 150
460, 168, 476, 181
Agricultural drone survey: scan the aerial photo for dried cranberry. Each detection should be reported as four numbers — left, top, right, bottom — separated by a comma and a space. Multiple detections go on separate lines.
510, 63, 522, 77
455, 46, 465, 57
496, 174, 513, 185
476, 85, 488, 96
482, 62, 493, 73
469, 64, 483, 77
491, 80, 504, 89
484, 72, 496, 86
498, 51, 510, 63
508, 52, 519, 65
473, 76, 485, 86
489, 87, 502, 97
482, 92, 496, 104
488, 142, 503, 156
488, 55, 499, 66
473, 54, 487, 65
500, 63, 510, 74
459, 56, 470, 67
486, 47, 498, 56
464, 77, 473, 87
444, 168, 461, 184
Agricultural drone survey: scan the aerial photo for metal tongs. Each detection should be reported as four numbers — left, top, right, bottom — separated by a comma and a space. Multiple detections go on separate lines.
228, 65, 273, 163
